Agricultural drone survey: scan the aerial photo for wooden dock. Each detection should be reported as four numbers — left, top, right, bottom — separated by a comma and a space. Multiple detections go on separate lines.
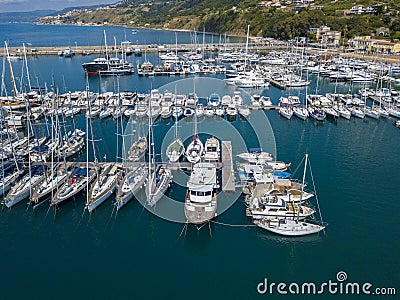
267, 78, 286, 90
221, 141, 235, 192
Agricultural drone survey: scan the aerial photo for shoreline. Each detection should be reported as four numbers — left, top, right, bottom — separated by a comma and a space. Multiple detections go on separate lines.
34, 22, 254, 41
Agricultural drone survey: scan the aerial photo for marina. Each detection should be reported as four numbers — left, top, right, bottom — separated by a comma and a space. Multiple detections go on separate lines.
0, 22, 399, 300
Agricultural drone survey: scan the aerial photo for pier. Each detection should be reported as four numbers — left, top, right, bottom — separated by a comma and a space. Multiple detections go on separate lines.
0, 43, 286, 58
267, 78, 286, 90
221, 141, 235, 192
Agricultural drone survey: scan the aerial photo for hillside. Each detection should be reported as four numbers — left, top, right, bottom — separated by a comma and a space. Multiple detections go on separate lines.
37, 0, 400, 41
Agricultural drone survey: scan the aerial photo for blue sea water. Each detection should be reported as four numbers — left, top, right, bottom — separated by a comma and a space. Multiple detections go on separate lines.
0, 23, 245, 48
1, 25, 400, 300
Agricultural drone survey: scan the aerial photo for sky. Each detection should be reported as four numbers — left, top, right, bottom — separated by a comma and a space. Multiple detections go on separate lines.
0, 0, 117, 13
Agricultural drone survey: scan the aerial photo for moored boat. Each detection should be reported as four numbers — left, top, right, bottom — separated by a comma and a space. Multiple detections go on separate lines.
184, 162, 218, 225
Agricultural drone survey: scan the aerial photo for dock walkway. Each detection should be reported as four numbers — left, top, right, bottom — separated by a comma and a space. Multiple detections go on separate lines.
221, 141, 235, 192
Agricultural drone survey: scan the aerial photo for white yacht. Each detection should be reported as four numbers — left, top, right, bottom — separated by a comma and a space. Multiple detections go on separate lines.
231, 91, 243, 106
203, 137, 220, 161
184, 162, 218, 225
237, 149, 273, 164
249, 185, 315, 220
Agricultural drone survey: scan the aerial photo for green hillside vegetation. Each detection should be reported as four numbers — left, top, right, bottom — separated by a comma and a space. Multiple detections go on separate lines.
39, 0, 400, 41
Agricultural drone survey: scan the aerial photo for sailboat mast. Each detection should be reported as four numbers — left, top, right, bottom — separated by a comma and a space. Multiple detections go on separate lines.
23, 43, 31, 91
174, 84, 178, 139
301, 154, 308, 196
104, 30, 108, 58
86, 77, 90, 205
175, 32, 178, 59
4, 41, 18, 99
114, 36, 117, 59
202, 27, 205, 61
147, 94, 153, 200
245, 24, 250, 69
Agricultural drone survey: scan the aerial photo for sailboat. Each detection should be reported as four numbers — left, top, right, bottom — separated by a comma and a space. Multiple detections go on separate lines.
115, 164, 147, 211
114, 107, 147, 211
86, 163, 122, 212
293, 70, 309, 120
146, 99, 172, 207
166, 130, 185, 163
186, 100, 203, 163
254, 218, 326, 236
0, 160, 22, 196
3, 165, 47, 208
166, 89, 185, 162
31, 164, 67, 209
254, 154, 326, 236
51, 85, 96, 208
2, 97, 42, 208
30, 83, 67, 208
85, 84, 122, 212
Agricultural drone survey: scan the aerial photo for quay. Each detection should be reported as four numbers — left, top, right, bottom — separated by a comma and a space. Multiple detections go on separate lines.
2, 44, 400, 64
267, 78, 286, 90
0, 43, 287, 58
221, 141, 235, 192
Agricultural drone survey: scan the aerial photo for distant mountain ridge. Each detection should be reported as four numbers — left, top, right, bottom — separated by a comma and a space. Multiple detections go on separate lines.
32, 1, 400, 41
0, 10, 55, 23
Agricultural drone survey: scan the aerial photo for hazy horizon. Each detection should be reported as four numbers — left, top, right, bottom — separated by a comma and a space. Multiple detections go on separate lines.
0, 0, 116, 13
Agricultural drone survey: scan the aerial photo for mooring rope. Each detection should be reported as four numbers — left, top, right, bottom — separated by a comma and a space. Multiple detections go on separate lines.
211, 220, 256, 227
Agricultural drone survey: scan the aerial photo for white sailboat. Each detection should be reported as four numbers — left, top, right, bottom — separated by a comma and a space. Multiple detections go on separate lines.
254, 154, 326, 236
87, 163, 122, 212
146, 98, 172, 207
254, 218, 326, 236
3, 165, 47, 208
185, 115, 203, 164
166, 110, 185, 162
115, 165, 147, 211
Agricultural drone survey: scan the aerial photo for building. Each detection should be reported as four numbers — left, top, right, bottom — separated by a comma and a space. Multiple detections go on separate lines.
376, 27, 390, 37
349, 36, 400, 54
309, 26, 341, 45
348, 5, 376, 15
349, 5, 364, 14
